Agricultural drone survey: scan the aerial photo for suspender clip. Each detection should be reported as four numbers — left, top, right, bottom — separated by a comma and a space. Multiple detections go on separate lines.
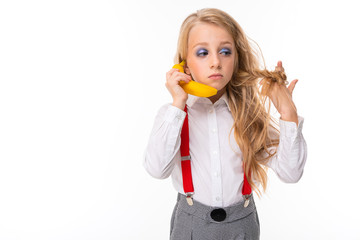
186, 192, 194, 206
243, 194, 251, 208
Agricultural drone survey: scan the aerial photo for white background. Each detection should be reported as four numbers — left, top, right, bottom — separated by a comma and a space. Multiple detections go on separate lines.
0, 0, 359, 239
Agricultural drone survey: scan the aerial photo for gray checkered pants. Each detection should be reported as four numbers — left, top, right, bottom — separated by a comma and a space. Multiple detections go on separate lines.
170, 193, 260, 240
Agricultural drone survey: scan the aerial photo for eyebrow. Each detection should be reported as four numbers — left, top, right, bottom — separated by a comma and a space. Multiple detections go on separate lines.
191, 41, 233, 49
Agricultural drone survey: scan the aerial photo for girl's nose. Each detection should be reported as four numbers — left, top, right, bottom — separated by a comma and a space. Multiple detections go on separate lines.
210, 54, 221, 69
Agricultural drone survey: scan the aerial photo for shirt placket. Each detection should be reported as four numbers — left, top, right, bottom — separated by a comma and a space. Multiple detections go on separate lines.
207, 104, 223, 207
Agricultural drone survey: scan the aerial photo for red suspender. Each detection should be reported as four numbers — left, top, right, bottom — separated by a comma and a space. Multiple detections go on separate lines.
242, 162, 252, 196
180, 105, 252, 207
242, 162, 252, 207
180, 105, 194, 205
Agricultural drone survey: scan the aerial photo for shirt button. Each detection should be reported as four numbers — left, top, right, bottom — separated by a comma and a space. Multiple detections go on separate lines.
214, 172, 219, 177
213, 150, 218, 155
209, 109, 214, 113
212, 128, 217, 133
216, 196, 221, 201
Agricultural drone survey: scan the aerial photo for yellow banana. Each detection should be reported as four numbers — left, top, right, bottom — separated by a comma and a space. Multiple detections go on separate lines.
172, 61, 217, 98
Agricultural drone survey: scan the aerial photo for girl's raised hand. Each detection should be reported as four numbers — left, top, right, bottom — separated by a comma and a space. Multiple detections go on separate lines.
165, 68, 192, 110
265, 61, 299, 126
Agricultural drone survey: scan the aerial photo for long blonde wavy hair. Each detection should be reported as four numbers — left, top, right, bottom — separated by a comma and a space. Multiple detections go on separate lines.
174, 8, 290, 195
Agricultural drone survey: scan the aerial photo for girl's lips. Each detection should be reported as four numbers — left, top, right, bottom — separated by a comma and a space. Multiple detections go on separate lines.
209, 74, 223, 80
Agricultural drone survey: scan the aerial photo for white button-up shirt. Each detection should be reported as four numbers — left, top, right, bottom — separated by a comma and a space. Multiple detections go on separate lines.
143, 93, 307, 207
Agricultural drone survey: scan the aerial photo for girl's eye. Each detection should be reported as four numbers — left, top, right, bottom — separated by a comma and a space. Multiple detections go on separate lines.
196, 48, 231, 57
196, 49, 208, 57
220, 48, 231, 55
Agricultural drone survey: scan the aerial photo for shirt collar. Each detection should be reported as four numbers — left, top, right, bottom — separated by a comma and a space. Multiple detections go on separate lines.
186, 92, 231, 112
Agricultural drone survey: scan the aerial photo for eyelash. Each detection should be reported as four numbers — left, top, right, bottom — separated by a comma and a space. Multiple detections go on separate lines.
196, 48, 232, 57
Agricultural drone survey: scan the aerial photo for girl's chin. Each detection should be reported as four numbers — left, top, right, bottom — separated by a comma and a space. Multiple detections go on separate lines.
194, 79, 227, 91
211, 84, 226, 91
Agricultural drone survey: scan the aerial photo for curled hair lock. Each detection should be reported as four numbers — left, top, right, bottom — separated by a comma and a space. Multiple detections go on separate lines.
258, 69, 288, 97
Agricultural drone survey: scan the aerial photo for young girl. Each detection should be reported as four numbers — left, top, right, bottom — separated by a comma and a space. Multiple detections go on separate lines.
143, 8, 307, 240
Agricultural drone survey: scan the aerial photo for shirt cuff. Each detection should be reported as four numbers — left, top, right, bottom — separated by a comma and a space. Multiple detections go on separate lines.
163, 104, 187, 129
279, 115, 304, 138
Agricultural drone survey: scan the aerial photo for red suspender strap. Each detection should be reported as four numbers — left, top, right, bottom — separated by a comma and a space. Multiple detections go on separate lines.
242, 162, 252, 196
180, 105, 194, 205
180, 105, 252, 207
242, 162, 252, 207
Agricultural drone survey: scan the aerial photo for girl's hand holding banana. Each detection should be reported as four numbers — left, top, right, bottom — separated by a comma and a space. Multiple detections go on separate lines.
166, 65, 191, 110
166, 61, 218, 110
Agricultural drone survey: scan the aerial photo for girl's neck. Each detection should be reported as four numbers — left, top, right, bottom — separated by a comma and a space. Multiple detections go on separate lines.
207, 87, 226, 104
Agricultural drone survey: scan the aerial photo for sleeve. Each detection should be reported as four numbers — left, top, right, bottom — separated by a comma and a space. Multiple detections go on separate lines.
142, 104, 187, 179
264, 115, 308, 183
